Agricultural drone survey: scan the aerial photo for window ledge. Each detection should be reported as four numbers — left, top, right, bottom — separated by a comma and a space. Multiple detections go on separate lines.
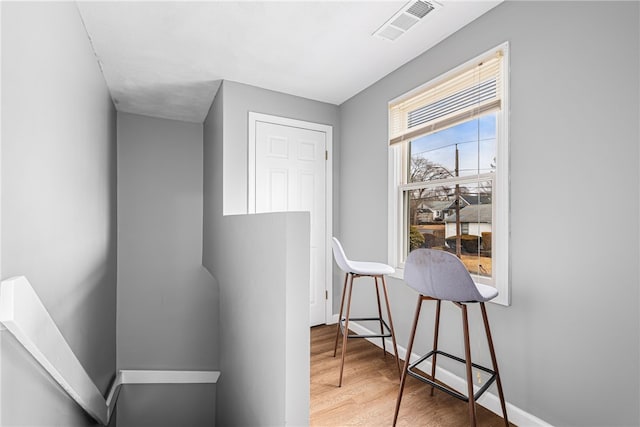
389, 268, 405, 281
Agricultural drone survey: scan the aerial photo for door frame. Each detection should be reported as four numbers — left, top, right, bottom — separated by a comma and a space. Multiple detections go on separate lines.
248, 112, 333, 325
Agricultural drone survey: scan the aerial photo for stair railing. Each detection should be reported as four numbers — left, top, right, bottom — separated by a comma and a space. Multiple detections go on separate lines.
0, 276, 220, 425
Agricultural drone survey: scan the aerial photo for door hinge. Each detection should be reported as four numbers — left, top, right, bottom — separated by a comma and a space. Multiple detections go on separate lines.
325, 150, 328, 160
325, 290, 328, 300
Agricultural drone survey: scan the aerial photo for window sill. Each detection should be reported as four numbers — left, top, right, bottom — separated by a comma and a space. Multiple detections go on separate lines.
389, 268, 405, 281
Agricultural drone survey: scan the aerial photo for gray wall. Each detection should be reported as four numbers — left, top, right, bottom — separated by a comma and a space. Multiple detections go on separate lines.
216, 80, 344, 310
203, 81, 331, 425
220, 80, 341, 216
115, 384, 215, 426
116, 112, 218, 426
338, 2, 639, 426
1, 2, 117, 425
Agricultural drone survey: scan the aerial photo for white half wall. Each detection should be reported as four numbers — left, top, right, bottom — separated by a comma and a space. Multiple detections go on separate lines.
209, 212, 310, 426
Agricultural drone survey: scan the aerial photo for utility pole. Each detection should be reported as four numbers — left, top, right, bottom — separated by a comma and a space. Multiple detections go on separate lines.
455, 144, 461, 258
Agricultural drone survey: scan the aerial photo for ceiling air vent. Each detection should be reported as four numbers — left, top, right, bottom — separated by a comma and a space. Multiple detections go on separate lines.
373, 0, 440, 41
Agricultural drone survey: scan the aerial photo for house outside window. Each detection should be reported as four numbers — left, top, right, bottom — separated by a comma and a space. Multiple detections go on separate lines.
460, 222, 470, 236
388, 43, 510, 305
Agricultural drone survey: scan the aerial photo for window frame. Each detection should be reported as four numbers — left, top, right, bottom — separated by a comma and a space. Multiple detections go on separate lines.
387, 42, 510, 306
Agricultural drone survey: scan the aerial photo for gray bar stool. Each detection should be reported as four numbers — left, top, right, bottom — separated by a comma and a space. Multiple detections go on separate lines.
331, 237, 400, 387
393, 248, 508, 427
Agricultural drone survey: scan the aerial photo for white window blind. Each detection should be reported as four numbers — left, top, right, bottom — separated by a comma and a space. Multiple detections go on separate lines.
389, 49, 505, 145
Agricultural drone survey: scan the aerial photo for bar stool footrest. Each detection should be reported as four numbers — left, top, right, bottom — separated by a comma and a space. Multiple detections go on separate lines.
339, 317, 393, 339
408, 350, 497, 402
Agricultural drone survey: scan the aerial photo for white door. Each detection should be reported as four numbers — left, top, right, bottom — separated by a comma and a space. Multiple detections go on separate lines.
250, 114, 331, 326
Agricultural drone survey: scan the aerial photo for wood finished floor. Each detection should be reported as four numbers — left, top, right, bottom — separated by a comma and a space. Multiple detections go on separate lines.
310, 324, 515, 427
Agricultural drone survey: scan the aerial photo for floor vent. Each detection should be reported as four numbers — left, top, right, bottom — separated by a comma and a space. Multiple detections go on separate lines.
373, 0, 440, 41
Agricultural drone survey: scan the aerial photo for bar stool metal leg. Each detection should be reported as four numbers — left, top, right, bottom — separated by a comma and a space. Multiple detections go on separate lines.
430, 299, 441, 397
460, 303, 477, 427
381, 275, 401, 376
333, 272, 399, 386
333, 273, 349, 357
338, 273, 355, 387
481, 302, 509, 427
393, 296, 424, 426
373, 276, 387, 357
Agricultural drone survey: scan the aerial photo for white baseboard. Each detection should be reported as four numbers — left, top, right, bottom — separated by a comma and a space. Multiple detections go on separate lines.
345, 320, 552, 427
106, 369, 220, 420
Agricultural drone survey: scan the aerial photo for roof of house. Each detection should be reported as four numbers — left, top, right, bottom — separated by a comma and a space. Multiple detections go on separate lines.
420, 200, 457, 211
462, 193, 492, 205
418, 198, 470, 211
445, 204, 492, 223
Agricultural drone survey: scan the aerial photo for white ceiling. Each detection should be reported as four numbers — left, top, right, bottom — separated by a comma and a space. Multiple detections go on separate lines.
76, 1, 501, 123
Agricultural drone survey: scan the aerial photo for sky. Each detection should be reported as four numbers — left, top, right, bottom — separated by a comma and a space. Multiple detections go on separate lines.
410, 113, 496, 179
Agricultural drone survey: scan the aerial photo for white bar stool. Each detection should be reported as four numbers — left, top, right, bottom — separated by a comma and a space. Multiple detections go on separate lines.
393, 248, 508, 427
331, 237, 400, 387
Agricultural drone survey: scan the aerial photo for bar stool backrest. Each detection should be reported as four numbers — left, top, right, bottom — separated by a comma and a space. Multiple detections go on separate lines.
404, 249, 488, 303
332, 237, 352, 272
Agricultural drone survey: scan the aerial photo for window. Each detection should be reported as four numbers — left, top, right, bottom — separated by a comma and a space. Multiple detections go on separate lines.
388, 43, 510, 305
